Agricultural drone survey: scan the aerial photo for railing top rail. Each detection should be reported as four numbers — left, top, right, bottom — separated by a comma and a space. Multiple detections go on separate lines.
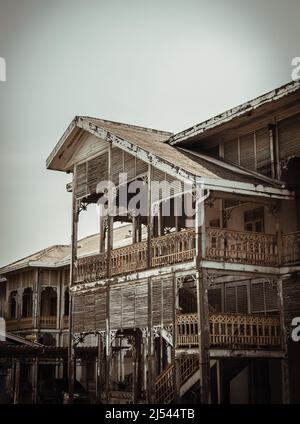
155, 364, 174, 385
207, 226, 276, 238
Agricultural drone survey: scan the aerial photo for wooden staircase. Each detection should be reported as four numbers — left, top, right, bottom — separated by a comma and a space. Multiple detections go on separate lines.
155, 356, 202, 403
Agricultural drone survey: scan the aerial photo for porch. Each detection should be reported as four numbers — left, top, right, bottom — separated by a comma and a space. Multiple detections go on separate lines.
75, 228, 300, 283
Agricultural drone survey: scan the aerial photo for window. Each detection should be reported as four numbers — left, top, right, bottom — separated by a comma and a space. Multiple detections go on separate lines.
244, 207, 264, 232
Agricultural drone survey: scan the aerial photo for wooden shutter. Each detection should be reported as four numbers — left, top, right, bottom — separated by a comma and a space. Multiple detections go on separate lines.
87, 153, 108, 193
240, 132, 255, 170
162, 277, 173, 325
135, 281, 148, 328
278, 112, 300, 160
83, 293, 95, 332
224, 139, 238, 163
256, 127, 272, 176
73, 293, 85, 333
225, 286, 237, 313
95, 288, 107, 331
251, 281, 278, 313
208, 288, 222, 312
122, 286, 135, 329
75, 162, 87, 197
110, 288, 122, 329
225, 284, 249, 314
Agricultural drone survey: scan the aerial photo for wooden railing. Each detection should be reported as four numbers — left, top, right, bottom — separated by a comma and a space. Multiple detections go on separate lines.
40, 316, 57, 328
282, 231, 300, 265
155, 356, 199, 404
5, 319, 19, 332
155, 364, 174, 404
75, 228, 300, 284
63, 315, 69, 329
151, 229, 195, 267
76, 252, 107, 283
206, 227, 278, 266
111, 241, 148, 276
19, 317, 33, 330
176, 313, 282, 349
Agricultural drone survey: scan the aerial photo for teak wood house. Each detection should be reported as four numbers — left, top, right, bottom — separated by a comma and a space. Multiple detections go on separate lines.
2, 80, 300, 404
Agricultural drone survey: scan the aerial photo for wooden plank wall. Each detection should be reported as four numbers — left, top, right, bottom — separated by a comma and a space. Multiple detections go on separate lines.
282, 276, 300, 331
73, 275, 174, 334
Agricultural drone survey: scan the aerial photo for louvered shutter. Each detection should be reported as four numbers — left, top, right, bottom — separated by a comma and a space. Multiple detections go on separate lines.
224, 139, 238, 163
256, 127, 272, 176
75, 162, 87, 198
278, 112, 300, 160
208, 288, 222, 312
240, 132, 255, 170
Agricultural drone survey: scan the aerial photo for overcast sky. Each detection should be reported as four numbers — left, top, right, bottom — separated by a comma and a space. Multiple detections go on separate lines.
0, 0, 299, 267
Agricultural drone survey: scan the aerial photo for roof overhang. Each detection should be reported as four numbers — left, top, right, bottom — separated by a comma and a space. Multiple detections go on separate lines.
169, 80, 300, 146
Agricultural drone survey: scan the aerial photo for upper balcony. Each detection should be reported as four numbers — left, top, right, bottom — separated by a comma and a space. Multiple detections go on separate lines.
75, 227, 300, 284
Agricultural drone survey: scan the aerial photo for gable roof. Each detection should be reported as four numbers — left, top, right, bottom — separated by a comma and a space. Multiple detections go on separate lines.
0, 224, 137, 275
168, 80, 300, 146
47, 116, 292, 200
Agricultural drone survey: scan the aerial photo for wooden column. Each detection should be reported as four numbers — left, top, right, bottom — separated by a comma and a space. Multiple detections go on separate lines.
68, 166, 79, 400
107, 143, 113, 277
13, 360, 20, 404
105, 282, 111, 403
195, 192, 210, 403
278, 278, 290, 403
281, 358, 290, 404
147, 276, 154, 403
31, 357, 38, 404
96, 332, 103, 403
33, 269, 40, 336
147, 165, 153, 269
172, 273, 180, 402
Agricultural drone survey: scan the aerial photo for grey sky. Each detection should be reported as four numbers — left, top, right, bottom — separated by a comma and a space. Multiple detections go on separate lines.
0, 0, 299, 267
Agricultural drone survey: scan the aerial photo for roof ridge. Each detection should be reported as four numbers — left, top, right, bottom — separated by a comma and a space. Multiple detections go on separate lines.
0, 244, 69, 272
79, 116, 173, 136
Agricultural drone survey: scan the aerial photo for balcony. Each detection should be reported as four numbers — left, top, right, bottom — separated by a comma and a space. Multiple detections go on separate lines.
76, 227, 293, 283
282, 231, 300, 265
5, 316, 58, 332
63, 315, 69, 329
176, 313, 282, 350
40, 316, 57, 328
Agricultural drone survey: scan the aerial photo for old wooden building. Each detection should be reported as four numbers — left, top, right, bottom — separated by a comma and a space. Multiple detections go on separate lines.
2, 79, 300, 404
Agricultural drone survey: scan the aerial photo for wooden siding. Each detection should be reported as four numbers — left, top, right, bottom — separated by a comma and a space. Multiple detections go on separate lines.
152, 276, 173, 326
7, 270, 36, 291
278, 112, 300, 161
75, 152, 108, 198
282, 276, 300, 330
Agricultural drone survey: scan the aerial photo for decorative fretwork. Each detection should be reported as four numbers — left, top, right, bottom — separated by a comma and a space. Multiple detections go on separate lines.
74, 227, 297, 285
282, 231, 300, 265
176, 313, 282, 349
110, 241, 148, 276
206, 227, 278, 266
151, 229, 196, 268
76, 252, 108, 283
